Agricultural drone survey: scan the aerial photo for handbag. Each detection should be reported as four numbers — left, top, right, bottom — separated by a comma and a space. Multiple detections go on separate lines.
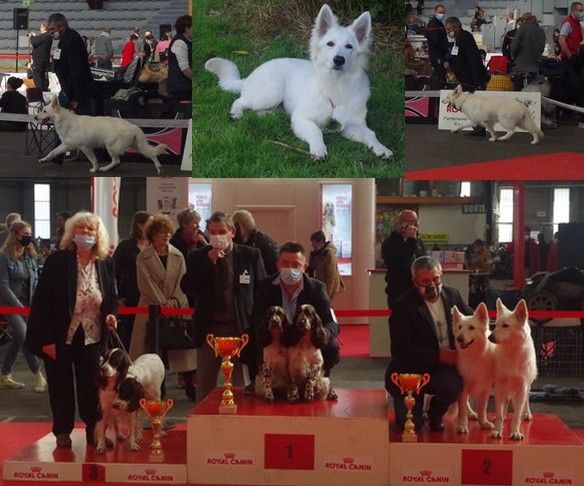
138, 52, 168, 84
154, 315, 195, 350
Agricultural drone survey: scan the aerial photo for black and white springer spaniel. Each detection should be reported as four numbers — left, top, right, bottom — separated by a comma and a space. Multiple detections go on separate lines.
95, 348, 165, 453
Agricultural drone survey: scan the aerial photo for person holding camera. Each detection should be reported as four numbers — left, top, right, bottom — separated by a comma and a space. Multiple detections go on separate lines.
29, 22, 52, 92
381, 210, 427, 309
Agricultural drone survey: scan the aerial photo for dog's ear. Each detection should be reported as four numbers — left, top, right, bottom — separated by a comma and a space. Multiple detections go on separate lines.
451, 305, 462, 322
311, 311, 328, 347
475, 302, 489, 322
495, 298, 506, 315
514, 299, 528, 323
50, 96, 59, 109
314, 4, 337, 38
350, 11, 372, 45
455, 84, 463, 94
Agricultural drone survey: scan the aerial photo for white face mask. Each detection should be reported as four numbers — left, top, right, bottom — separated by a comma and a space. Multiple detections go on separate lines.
51, 31, 61, 40
210, 234, 231, 251
448, 30, 456, 39
280, 268, 303, 286
74, 234, 96, 251
435, 13, 445, 21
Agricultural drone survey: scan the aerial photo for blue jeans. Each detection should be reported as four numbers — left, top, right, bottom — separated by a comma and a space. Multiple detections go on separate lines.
2, 314, 40, 375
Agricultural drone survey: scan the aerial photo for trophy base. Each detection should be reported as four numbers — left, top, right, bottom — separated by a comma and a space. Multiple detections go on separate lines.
149, 452, 165, 462
401, 432, 418, 443
219, 403, 237, 414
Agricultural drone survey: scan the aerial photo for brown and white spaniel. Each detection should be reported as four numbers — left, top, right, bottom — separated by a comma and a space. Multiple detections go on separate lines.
284, 304, 332, 402
255, 306, 290, 402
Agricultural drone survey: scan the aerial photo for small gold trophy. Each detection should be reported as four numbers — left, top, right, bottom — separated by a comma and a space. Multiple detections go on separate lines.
206, 333, 249, 414
139, 398, 174, 462
390, 372, 431, 442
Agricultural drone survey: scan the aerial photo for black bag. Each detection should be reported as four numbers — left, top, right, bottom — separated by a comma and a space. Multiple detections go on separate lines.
154, 315, 195, 350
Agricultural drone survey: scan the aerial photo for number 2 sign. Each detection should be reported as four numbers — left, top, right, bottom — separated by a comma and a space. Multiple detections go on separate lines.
264, 434, 315, 470
461, 449, 513, 485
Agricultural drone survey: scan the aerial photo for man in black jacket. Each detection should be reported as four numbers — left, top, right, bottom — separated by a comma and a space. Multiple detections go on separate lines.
444, 17, 488, 92
181, 211, 266, 401
46, 13, 93, 114
253, 241, 341, 378
29, 22, 52, 92
385, 256, 471, 432
425, 4, 449, 84
382, 209, 426, 308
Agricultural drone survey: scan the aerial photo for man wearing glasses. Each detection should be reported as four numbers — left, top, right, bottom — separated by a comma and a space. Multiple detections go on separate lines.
385, 256, 472, 432
252, 241, 341, 382
382, 209, 427, 308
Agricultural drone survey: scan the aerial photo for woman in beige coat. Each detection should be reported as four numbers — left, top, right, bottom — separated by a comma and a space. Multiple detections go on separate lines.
129, 214, 197, 400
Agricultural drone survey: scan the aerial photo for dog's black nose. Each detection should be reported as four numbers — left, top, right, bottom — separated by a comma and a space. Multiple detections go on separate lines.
333, 56, 345, 67
488, 334, 496, 343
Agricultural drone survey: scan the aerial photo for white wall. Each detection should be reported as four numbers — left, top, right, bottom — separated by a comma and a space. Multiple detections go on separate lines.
418, 206, 487, 247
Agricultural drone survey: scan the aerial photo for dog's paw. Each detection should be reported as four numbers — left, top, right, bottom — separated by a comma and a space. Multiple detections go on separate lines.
95, 443, 106, 455
39, 157, 49, 163
509, 431, 524, 441
310, 145, 328, 161
480, 420, 495, 430
457, 424, 469, 434
531, 140, 539, 145
522, 412, 533, 421
327, 388, 338, 401
129, 440, 141, 451
265, 390, 275, 403
490, 430, 503, 439
488, 137, 498, 142
105, 437, 114, 448
374, 145, 393, 159
468, 410, 479, 421
304, 389, 315, 402
287, 385, 299, 403
156, 167, 163, 175
89, 167, 97, 173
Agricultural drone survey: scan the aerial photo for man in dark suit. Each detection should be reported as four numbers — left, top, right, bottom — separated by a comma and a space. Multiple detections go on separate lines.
425, 4, 449, 84
46, 13, 93, 114
181, 211, 266, 401
232, 209, 279, 275
253, 241, 341, 378
29, 22, 52, 92
385, 255, 472, 432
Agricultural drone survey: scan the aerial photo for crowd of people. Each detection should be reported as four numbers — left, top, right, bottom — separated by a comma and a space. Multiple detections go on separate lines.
0, 207, 346, 448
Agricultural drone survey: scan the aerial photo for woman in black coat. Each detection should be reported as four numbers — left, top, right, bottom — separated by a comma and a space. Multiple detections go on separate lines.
25, 211, 118, 449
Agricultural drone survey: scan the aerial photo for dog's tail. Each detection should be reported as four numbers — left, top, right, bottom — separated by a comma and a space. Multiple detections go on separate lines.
522, 107, 544, 141
134, 129, 167, 174
205, 57, 243, 93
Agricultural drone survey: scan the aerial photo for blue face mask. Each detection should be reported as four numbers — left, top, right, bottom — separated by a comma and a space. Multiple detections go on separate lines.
73, 234, 96, 251
579, 11, 584, 21
280, 268, 303, 286
435, 13, 445, 22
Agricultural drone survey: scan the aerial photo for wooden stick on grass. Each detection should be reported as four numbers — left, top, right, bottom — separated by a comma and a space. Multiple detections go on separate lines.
267, 140, 311, 156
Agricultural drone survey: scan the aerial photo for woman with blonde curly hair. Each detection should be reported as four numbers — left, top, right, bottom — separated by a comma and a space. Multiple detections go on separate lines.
25, 211, 118, 449
0, 220, 46, 392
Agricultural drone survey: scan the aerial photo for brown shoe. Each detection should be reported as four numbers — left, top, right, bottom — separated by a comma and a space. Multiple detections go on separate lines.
56, 433, 72, 448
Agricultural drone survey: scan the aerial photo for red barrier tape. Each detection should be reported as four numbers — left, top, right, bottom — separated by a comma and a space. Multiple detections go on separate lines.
0, 307, 582, 320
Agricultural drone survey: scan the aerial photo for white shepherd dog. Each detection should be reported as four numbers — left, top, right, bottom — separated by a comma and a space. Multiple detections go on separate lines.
445, 84, 544, 144
35, 97, 167, 174
205, 4, 392, 161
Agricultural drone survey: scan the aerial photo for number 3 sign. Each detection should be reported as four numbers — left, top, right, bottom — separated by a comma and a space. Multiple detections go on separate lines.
461, 449, 513, 485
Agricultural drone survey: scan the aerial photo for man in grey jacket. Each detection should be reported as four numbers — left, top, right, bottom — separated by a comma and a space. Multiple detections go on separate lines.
93, 26, 113, 69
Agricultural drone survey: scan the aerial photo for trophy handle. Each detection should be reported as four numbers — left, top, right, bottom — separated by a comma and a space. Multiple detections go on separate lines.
206, 334, 218, 357
418, 373, 431, 393
235, 333, 249, 358
161, 398, 174, 418
390, 372, 404, 394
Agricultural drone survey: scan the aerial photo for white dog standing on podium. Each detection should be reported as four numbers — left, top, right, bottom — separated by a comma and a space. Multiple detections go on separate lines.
34, 97, 167, 174
205, 4, 392, 161
488, 299, 538, 440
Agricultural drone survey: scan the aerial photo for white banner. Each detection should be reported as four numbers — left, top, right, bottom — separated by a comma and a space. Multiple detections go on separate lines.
438, 89, 541, 132
92, 177, 120, 255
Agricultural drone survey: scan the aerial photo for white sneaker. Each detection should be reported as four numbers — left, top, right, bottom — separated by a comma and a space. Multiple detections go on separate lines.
33, 371, 47, 393
0, 374, 25, 389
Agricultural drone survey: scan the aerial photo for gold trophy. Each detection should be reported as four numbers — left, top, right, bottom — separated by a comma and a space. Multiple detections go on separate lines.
206, 333, 249, 414
390, 373, 431, 442
139, 398, 174, 462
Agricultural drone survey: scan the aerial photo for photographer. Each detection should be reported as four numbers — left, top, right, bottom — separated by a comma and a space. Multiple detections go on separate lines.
29, 22, 52, 92
381, 210, 427, 308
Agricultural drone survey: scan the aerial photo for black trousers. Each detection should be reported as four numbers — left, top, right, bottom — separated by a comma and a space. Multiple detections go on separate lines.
385, 364, 463, 430
43, 326, 101, 437
32, 67, 49, 92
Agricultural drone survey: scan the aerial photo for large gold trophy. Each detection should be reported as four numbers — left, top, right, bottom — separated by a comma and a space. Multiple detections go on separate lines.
206, 333, 249, 414
390, 373, 431, 442
139, 398, 174, 461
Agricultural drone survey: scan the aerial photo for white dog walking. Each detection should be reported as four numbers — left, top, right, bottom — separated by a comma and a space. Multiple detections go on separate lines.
205, 4, 392, 161
34, 97, 167, 174
488, 299, 538, 440
445, 84, 544, 144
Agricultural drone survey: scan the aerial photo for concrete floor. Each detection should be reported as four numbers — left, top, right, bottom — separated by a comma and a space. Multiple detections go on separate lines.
0, 343, 582, 429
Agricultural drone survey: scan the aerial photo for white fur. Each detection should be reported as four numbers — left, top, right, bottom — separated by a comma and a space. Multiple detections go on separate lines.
115, 353, 166, 451
445, 84, 544, 144
452, 302, 496, 434
489, 299, 538, 440
205, 4, 392, 160
34, 97, 167, 174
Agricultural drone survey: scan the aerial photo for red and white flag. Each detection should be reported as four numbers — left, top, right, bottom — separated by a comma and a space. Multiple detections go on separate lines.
92, 177, 120, 255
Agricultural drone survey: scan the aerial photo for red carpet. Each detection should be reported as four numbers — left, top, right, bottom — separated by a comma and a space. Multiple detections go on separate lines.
339, 325, 369, 358
406, 152, 584, 180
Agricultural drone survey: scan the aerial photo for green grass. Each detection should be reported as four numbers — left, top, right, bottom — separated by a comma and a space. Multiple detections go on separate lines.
192, 0, 404, 178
